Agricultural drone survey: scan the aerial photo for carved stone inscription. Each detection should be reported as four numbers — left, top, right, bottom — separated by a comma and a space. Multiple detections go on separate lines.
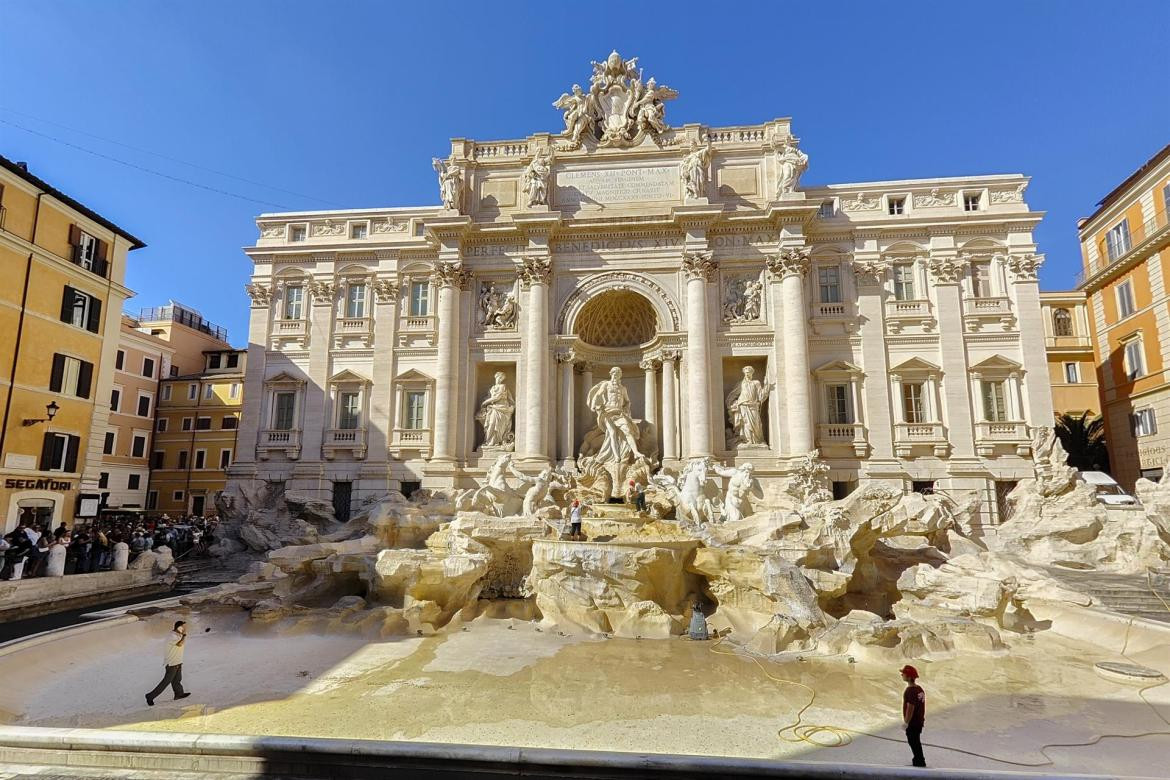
555, 166, 679, 207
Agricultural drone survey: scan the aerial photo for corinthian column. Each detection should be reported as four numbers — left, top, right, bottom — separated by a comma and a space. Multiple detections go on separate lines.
682, 251, 716, 457
768, 247, 813, 454
431, 262, 467, 462
521, 255, 552, 464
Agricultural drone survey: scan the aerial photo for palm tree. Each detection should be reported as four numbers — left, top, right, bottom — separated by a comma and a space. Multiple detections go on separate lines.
1054, 411, 1110, 472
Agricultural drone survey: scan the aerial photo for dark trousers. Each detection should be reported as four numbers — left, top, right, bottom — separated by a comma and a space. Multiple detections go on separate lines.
147, 664, 185, 700
906, 724, 925, 767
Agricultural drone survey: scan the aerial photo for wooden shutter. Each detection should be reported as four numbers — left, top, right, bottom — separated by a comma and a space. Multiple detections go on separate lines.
68, 224, 81, 247
63, 435, 80, 473
95, 239, 109, 278
60, 286, 76, 322
39, 432, 56, 471
76, 360, 93, 398
86, 296, 102, 333
49, 354, 65, 393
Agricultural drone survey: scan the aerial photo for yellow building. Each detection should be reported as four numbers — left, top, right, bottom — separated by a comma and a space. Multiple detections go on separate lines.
1077, 142, 1170, 487
1039, 290, 1100, 418
0, 154, 144, 533
149, 346, 245, 516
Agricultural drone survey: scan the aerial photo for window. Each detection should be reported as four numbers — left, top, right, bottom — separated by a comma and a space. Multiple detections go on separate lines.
338, 391, 361, 429
131, 434, 147, 458
1133, 408, 1158, 437
273, 392, 296, 430
187, 383, 197, 400
222, 416, 238, 430
173, 490, 185, 502
103, 431, 115, 455
219, 449, 232, 469
170, 366, 179, 377
970, 261, 993, 298
818, 200, 836, 218
195, 416, 212, 430
161, 384, 172, 401
887, 196, 905, 216
1117, 279, 1136, 318
60, 287, 101, 333
284, 285, 304, 320
177, 451, 188, 470
151, 451, 165, 469
911, 480, 935, 495
194, 450, 206, 470
351, 222, 368, 239
901, 382, 925, 423
981, 380, 1009, 422
181, 417, 193, 431
1124, 338, 1146, 380
157, 418, 168, 432
49, 354, 92, 398
110, 387, 120, 411
817, 266, 841, 304
345, 283, 367, 318
39, 432, 79, 473
226, 353, 239, 368
142, 357, 155, 378
963, 192, 982, 212
98, 472, 109, 489
204, 384, 215, 400
146, 491, 158, 509
229, 382, 240, 399
1064, 362, 1080, 384
893, 264, 916, 301
136, 393, 151, 417
1106, 219, 1132, 261
405, 390, 426, 430
74, 230, 99, 271
115, 350, 125, 370
128, 474, 141, 490
207, 353, 221, 369
1052, 307, 1073, 336
290, 224, 307, 242
409, 281, 429, 317
825, 384, 852, 424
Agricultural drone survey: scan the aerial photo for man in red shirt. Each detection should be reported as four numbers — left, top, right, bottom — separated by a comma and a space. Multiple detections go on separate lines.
901, 664, 926, 767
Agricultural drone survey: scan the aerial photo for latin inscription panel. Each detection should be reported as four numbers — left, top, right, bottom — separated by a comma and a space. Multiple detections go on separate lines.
554, 166, 679, 207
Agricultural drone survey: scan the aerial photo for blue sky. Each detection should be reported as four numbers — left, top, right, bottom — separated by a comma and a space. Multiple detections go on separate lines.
2, 1, 1167, 346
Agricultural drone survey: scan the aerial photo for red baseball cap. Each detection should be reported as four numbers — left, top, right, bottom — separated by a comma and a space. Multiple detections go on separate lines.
900, 665, 919, 679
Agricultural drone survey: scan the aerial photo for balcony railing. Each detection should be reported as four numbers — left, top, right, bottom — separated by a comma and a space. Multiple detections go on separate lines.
895, 422, 945, 441
1077, 208, 1170, 286
139, 303, 228, 341
816, 422, 868, 456
964, 296, 1011, 315
402, 315, 435, 331
812, 301, 848, 318
1045, 335, 1092, 349
257, 429, 301, 460
975, 421, 1028, 441
336, 317, 371, 332
886, 299, 930, 317
323, 428, 367, 459
273, 319, 307, 335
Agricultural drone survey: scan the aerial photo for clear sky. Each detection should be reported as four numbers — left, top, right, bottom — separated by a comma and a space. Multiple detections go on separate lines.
2, 1, 1167, 346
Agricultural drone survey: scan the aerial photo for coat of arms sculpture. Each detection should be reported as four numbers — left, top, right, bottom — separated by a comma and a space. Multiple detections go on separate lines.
553, 51, 678, 151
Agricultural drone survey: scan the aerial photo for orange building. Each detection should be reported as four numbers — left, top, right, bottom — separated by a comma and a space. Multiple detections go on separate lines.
1077, 143, 1170, 487
1039, 290, 1099, 418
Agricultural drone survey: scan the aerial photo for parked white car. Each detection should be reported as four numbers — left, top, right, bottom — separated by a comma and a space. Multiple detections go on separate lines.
1076, 471, 1139, 506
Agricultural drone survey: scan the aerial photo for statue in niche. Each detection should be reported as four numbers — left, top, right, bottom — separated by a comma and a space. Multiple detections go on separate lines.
681, 141, 711, 200
523, 147, 554, 208
585, 367, 645, 464
775, 141, 809, 197
479, 283, 517, 330
726, 366, 772, 447
722, 277, 763, 323
432, 157, 463, 211
712, 462, 763, 524
476, 372, 515, 449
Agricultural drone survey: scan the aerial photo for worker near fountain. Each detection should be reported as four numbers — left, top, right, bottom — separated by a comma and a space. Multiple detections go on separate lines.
146, 620, 192, 706
569, 499, 583, 541
900, 664, 926, 768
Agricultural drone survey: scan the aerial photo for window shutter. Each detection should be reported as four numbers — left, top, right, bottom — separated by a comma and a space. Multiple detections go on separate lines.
95, 239, 109, 278
60, 286, 75, 322
76, 360, 93, 398
49, 354, 65, 393
39, 433, 55, 471
68, 224, 81, 247
87, 296, 102, 333
64, 435, 80, 473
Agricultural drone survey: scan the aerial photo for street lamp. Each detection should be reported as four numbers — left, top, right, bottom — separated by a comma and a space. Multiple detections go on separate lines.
22, 401, 60, 427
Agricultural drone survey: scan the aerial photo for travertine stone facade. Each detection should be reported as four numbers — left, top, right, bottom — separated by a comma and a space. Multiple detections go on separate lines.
229, 53, 1054, 526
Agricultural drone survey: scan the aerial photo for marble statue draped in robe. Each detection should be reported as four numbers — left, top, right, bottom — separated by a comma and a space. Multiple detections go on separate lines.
479, 284, 517, 330
476, 372, 515, 448
712, 462, 763, 523
726, 366, 772, 446
552, 84, 599, 148
681, 142, 710, 200
432, 157, 463, 211
523, 147, 554, 207
585, 367, 644, 463
775, 141, 809, 197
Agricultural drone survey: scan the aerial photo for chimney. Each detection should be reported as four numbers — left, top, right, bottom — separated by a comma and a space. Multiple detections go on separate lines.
15, 161, 28, 172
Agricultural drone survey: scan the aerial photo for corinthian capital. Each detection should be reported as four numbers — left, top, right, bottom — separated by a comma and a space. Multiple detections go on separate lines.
1006, 253, 1044, 281
431, 261, 469, 289
519, 255, 553, 286
851, 259, 889, 287
308, 279, 337, 302
372, 277, 401, 302
244, 282, 273, 306
765, 246, 811, 280
927, 255, 969, 285
681, 250, 716, 281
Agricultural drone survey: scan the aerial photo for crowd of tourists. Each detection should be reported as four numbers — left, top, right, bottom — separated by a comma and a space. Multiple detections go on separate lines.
0, 514, 219, 580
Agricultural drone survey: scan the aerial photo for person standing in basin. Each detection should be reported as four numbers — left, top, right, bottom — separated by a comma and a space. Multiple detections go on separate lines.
146, 620, 192, 706
901, 664, 926, 768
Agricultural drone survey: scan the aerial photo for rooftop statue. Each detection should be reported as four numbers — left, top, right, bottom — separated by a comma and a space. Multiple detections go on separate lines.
432, 157, 464, 211
553, 51, 678, 150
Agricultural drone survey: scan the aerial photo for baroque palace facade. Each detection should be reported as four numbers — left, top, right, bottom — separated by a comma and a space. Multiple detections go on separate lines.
230, 53, 1052, 525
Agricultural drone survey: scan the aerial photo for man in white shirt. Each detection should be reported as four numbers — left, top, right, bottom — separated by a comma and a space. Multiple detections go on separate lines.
145, 620, 192, 706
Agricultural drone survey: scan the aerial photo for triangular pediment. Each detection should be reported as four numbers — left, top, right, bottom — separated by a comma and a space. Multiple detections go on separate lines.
330, 369, 371, 385
813, 359, 863, 375
970, 354, 1022, 372
890, 356, 941, 373
394, 368, 433, 382
265, 370, 305, 385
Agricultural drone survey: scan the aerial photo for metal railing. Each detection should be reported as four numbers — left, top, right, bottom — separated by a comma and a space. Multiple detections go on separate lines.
139, 304, 229, 341
1077, 208, 1170, 287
